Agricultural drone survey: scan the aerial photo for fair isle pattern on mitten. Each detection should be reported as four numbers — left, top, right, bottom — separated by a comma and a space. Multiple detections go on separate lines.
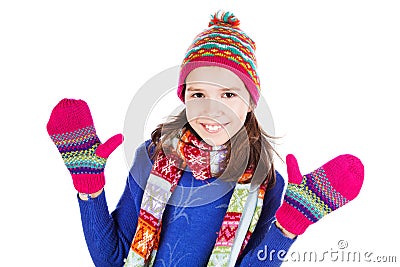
49, 126, 106, 175
284, 167, 348, 224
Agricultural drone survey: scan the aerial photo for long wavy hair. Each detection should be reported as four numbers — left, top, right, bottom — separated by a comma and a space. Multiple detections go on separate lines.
148, 102, 279, 190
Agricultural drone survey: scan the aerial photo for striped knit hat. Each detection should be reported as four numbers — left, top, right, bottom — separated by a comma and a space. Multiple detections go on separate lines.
177, 11, 261, 105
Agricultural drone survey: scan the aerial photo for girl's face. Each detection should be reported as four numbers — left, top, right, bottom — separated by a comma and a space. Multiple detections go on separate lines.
184, 66, 251, 146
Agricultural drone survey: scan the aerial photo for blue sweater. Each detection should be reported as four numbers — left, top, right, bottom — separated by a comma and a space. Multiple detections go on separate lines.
78, 141, 295, 266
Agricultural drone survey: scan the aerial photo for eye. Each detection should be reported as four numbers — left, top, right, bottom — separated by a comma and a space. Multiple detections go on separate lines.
190, 92, 204, 98
222, 92, 236, 98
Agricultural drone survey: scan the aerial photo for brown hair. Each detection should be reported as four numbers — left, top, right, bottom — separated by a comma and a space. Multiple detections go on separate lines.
148, 107, 278, 190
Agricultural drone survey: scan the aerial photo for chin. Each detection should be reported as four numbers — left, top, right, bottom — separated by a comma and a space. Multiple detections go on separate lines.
206, 139, 228, 147
198, 132, 229, 146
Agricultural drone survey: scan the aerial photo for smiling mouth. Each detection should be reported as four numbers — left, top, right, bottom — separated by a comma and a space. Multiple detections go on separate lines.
200, 123, 228, 134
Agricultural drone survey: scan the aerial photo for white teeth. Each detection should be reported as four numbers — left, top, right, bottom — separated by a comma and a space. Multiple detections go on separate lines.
204, 124, 221, 131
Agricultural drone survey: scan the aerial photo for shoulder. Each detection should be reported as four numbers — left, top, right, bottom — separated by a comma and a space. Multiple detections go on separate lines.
133, 139, 154, 162
263, 170, 286, 202
274, 170, 285, 194
128, 139, 154, 189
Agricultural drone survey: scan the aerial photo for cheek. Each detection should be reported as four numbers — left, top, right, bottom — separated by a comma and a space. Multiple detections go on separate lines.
240, 112, 248, 124
240, 105, 249, 119
185, 101, 201, 122
232, 104, 250, 124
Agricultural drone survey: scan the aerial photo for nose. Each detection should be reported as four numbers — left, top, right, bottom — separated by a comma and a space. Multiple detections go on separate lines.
203, 99, 224, 117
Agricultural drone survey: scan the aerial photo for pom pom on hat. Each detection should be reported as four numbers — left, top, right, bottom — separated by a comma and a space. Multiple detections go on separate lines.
208, 11, 240, 28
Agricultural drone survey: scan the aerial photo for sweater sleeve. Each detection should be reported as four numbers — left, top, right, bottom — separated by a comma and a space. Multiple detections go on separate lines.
237, 171, 296, 267
77, 141, 151, 267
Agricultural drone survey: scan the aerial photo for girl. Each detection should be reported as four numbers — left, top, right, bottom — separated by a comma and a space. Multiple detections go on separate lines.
47, 11, 364, 267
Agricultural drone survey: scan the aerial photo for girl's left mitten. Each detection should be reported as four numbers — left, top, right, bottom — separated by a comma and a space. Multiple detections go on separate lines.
47, 99, 123, 194
276, 154, 364, 236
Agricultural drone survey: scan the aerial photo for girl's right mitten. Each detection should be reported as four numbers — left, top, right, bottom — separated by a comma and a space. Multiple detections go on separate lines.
47, 98, 123, 194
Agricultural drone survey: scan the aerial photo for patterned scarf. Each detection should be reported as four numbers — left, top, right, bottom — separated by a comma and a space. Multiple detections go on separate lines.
124, 130, 267, 267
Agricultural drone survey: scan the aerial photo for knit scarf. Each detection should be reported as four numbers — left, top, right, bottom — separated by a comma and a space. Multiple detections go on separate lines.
124, 130, 267, 267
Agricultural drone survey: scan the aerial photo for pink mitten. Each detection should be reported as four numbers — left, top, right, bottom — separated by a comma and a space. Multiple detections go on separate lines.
47, 99, 123, 194
276, 154, 364, 235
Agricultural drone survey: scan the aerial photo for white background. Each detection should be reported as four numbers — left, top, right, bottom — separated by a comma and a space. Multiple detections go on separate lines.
1, 1, 399, 266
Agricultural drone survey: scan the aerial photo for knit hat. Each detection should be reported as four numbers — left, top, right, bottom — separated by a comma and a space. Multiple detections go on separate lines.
177, 11, 261, 105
